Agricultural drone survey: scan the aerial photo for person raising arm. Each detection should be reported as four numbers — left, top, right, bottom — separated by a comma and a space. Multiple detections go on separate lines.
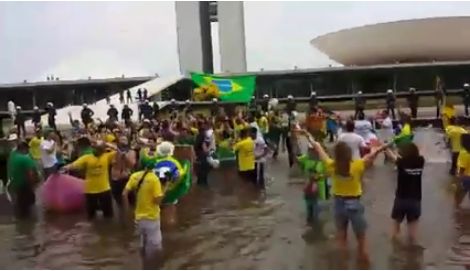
298, 128, 387, 263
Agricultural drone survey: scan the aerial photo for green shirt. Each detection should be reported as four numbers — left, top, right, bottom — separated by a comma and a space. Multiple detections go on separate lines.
298, 155, 327, 200
7, 151, 37, 191
177, 136, 195, 146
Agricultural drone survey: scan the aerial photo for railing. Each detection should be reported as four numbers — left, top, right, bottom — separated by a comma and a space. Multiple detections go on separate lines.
175, 88, 464, 107
0, 88, 463, 118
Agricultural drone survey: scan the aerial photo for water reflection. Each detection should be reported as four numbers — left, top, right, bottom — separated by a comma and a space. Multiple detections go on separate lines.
0, 128, 464, 269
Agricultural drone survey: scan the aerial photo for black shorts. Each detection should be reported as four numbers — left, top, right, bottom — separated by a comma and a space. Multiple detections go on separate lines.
85, 190, 114, 220
110, 177, 135, 207
238, 169, 257, 184
391, 197, 421, 223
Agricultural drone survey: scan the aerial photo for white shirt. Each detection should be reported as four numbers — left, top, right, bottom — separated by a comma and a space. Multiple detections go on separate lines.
354, 120, 373, 140
40, 139, 58, 168
205, 129, 216, 152
337, 132, 366, 159
380, 116, 395, 142
7, 101, 15, 116
249, 121, 264, 138
254, 135, 268, 163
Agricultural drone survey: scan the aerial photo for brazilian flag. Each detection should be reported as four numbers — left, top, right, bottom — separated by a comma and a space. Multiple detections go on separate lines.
160, 159, 191, 204
215, 139, 236, 161
191, 72, 256, 103
393, 124, 414, 146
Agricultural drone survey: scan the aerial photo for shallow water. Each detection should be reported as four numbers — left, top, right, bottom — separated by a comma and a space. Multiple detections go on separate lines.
0, 128, 467, 269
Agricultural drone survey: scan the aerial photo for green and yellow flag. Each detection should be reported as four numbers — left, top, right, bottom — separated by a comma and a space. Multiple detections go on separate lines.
191, 72, 256, 103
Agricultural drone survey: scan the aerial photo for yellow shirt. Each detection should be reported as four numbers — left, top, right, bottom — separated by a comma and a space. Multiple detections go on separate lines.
233, 137, 255, 171
234, 122, 249, 139
325, 158, 365, 197
29, 136, 43, 160
72, 152, 116, 194
443, 106, 455, 119
125, 170, 163, 220
257, 116, 269, 134
446, 125, 467, 153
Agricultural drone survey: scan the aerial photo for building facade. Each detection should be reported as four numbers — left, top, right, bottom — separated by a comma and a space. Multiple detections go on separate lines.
175, 1, 247, 75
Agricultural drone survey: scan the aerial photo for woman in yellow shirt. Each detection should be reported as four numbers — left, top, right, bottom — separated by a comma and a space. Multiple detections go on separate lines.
300, 129, 387, 261
456, 133, 470, 209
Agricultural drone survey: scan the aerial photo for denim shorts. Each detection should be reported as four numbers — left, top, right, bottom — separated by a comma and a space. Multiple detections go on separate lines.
333, 196, 367, 236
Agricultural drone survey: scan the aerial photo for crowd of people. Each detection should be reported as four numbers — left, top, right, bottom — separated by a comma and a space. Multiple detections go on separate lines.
5, 87, 470, 268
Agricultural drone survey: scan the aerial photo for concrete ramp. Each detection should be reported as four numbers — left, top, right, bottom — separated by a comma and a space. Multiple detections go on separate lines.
26, 75, 185, 127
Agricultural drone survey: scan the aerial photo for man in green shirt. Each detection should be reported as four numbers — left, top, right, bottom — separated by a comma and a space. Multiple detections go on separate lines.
7, 140, 39, 218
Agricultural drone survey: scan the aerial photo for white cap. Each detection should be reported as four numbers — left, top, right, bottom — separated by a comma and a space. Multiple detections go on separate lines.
287, 95, 293, 99
357, 91, 362, 95
83, 103, 88, 107
33, 106, 38, 110
171, 99, 175, 102
16, 106, 21, 109
185, 99, 190, 103
465, 83, 469, 87
143, 119, 151, 123
156, 141, 175, 157
212, 98, 217, 102
47, 102, 53, 106
311, 91, 317, 96
409, 87, 415, 91
292, 111, 298, 117
145, 99, 149, 103
387, 89, 393, 93
252, 96, 255, 99
263, 94, 269, 98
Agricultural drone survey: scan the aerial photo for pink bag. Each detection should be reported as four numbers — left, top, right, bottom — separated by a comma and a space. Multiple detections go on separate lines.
41, 174, 85, 213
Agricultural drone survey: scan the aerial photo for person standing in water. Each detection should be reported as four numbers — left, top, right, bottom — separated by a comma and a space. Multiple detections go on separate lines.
301, 129, 387, 262
250, 127, 269, 191
385, 143, 424, 245
122, 158, 167, 269
233, 128, 256, 184
110, 135, 137, 209
7, 140, 39, 218
63, 141, 116, 220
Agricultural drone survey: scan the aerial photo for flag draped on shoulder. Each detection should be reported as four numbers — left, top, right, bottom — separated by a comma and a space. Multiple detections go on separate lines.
191, 72, 256, 103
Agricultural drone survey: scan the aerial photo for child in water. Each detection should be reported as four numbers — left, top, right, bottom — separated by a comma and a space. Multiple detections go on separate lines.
298, 144, 328, 225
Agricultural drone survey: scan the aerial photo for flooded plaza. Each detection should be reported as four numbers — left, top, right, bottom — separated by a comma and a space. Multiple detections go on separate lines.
0, 128, 469, 269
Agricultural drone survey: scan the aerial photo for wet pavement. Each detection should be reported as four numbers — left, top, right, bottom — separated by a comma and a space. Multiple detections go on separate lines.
0, 128, 468, 269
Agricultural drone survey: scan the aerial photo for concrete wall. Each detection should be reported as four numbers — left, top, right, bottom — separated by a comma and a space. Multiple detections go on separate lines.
217, 1, 247, 73
175, 2, 214, 75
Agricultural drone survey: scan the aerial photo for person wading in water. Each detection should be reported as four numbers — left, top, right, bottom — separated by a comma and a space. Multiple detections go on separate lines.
111, 134, 137, 211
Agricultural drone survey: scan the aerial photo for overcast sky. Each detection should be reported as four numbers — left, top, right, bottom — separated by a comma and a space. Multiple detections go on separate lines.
1, 1, 469, 83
